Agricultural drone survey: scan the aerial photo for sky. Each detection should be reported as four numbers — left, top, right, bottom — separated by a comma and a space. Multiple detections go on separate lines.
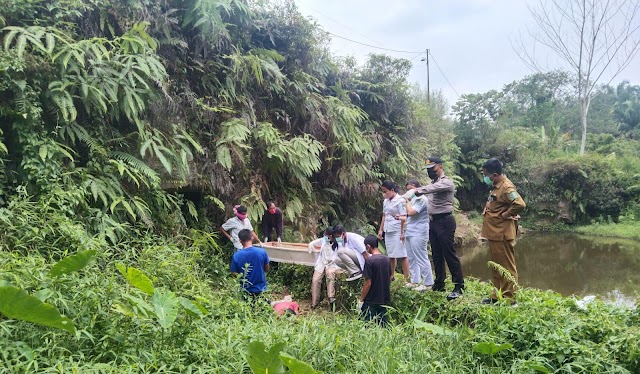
293, 0, 640, 107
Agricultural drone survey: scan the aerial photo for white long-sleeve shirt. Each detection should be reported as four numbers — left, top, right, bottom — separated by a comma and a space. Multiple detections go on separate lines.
308, 238, 340, 272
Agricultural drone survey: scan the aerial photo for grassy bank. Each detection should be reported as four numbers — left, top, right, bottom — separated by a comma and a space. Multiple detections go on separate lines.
574, 222, 640, 241
2, 236, 639, 373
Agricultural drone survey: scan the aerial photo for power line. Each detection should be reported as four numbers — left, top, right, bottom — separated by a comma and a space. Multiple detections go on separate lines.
298, 3, 385, 47
324, 31, 425, 54
428, 51, 460, 97
410, 52, 427, 61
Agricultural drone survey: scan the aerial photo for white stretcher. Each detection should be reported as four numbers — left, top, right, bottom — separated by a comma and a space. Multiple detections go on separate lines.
257, 242, 319, 266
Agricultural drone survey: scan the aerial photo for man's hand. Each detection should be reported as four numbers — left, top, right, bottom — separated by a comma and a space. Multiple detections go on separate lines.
400, 233, 405, 242
357, 301, 364, 311
501, 212, 521, 220
377, 230, 384, 240
307, 244, 314, 254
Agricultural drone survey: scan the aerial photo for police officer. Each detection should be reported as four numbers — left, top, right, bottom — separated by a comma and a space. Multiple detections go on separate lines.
404, 156, 464, 301
480, 158, 526, 305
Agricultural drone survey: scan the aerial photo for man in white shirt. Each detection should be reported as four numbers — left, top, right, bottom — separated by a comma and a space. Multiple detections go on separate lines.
220, 205, 261, 251
307, 228, 342, 309
331, 225, 369, 281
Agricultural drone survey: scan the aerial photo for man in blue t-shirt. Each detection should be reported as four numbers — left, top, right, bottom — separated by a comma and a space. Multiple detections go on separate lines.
230, 229, 270, 295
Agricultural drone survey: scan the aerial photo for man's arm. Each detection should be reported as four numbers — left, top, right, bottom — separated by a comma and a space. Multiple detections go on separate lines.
359, 278, 372, 302
405, 200, 417, 216
263, 251, 270, 272
219, 227, 232, 241
354, 238, 369, 259
230, 257, 239, 277
415, 177, 454, 195
501, 188, 526, 219
251, 231, 263, 244
276, 210, 283, 239
261, 214, 269, 238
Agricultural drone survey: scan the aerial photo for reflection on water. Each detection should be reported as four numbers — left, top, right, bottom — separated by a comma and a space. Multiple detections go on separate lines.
459, 234, 640, 306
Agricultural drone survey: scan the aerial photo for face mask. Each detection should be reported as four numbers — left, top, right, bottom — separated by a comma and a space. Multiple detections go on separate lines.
268, 208, 277, 214
335, 237, 344, 245
427, 168, 438, 179
483, 175, 493, 187
235, 212, 247, 220
323, 236, 331, 244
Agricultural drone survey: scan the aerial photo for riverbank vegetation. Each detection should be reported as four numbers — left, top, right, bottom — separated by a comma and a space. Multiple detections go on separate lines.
1, 0, 639, 372
1, 216, 639, 373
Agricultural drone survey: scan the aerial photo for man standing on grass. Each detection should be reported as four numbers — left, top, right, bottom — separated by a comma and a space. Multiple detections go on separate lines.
404, 156, 464, 301
358, 235, 392, 326
230, 229, 270, 299
481, 158, 526, 305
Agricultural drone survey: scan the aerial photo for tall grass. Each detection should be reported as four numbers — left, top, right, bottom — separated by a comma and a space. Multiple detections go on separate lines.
2, 238, 639, 373
575, 222, 640, 240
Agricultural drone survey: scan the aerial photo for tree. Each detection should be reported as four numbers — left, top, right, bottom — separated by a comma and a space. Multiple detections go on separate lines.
515, 0, 640, 155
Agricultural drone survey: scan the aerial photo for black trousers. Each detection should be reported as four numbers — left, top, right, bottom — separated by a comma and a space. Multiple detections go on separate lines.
360, 303, 388, 327
429, 214, 464, 289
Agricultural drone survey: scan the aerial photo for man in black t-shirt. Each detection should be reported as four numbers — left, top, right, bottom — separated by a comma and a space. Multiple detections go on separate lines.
358, 235, 392, 326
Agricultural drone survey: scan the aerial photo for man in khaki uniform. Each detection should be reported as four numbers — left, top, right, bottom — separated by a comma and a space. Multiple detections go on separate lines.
481, 158, 526, 305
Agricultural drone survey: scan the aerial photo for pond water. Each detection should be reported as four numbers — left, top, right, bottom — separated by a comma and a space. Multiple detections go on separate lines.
458, 234, 640, 307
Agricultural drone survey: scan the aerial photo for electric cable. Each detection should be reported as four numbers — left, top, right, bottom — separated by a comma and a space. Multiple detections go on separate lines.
429, 51, 460, 97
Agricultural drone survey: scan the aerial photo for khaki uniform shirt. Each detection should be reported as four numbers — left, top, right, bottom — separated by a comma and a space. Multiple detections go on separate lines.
481, 176, 526, 241
415, 174, 455, 215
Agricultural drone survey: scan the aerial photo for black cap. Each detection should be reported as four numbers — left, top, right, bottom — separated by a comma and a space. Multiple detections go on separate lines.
425, 156, 443, 169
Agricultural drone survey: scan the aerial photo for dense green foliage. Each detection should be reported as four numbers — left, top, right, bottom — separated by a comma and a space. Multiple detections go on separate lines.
452, 73, 640, 225
1, 0, 640, 372
2, 221, 639, 372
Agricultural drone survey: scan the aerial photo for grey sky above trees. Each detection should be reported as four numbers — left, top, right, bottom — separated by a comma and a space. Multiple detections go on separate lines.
294, 0, 640, 107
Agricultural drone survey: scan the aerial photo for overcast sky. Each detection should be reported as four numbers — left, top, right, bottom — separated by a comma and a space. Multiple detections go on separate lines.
294, 0, 640, 107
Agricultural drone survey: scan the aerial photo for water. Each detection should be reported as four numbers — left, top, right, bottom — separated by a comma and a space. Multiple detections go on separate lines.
459, 234, 640, 307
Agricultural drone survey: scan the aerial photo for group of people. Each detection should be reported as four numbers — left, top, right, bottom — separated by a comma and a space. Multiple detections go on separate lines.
223, 156, 526, 324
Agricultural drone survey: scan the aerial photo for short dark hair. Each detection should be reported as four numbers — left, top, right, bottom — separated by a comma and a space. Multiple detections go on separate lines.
482, 158, 503, 175
238, 229, 252, 243
323, 227, 332, 235
236, 205, 247, 214
331, 225, 346, 236
364, 234, 378, 248
381, 180, 396, 191
267, 201, 276, 208
406, 179, 421, 189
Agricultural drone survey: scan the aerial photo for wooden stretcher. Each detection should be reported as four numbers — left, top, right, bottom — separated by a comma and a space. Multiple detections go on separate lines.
257, 242, 320, 266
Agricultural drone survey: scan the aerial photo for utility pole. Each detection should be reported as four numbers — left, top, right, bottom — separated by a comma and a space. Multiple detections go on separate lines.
421, 49, 430, 103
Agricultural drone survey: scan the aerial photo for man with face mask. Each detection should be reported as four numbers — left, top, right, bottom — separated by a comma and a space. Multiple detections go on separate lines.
307, 228, 341, 309
481, 158, 526, 305
331, 225, 368, 281
404, 156, 464, 301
